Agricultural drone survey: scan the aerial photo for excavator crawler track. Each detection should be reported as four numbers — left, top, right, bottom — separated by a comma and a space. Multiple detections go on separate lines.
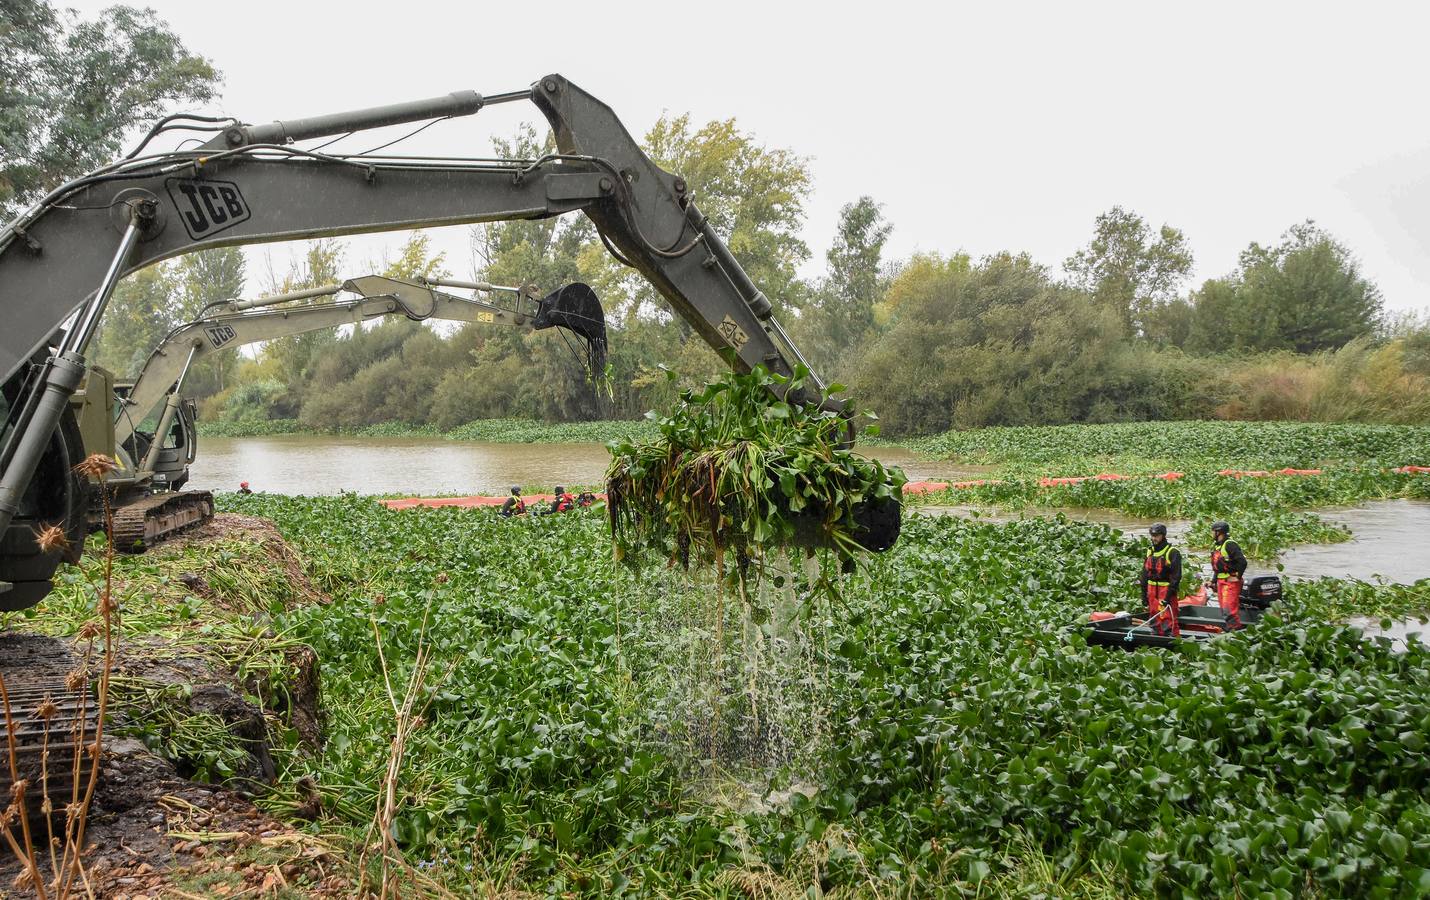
0, 634, 100, 819
110, 491, 214, 554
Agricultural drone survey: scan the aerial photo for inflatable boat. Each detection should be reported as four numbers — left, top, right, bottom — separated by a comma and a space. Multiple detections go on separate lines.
1084, 575, 1284, 649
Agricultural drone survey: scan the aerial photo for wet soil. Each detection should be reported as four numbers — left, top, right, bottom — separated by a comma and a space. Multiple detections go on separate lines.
0, 737, 352, 898
0, 514, 344, 897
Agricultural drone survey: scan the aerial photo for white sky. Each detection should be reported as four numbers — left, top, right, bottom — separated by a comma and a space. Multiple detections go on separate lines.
64, 0, 1430, 314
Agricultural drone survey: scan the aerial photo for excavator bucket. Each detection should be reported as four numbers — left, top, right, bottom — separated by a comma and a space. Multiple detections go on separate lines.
533, 283, 608, 376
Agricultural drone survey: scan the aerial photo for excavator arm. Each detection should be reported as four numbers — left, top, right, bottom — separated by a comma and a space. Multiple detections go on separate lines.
117, 274, 604, 447
1, 76, 808, 390
0, 74, 863, 609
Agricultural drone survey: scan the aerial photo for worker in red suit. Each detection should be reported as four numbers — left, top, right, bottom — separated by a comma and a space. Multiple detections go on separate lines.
1139, 523, 1182, 637
1210, 520, 1248, 629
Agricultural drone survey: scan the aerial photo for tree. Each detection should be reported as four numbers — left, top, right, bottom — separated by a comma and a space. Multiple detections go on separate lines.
91, 263, 183, 378
1, 1, 220, 219
854, 252, 1137, 435
174, 247, 246, 396
382, 231, 449, 282
1064, 206, 1193, 337
641, 114, 811, 307
796, 197, 893, 376
1201, 221, 1383, 354
458, 117, 812, 422
259, 240, 346, 416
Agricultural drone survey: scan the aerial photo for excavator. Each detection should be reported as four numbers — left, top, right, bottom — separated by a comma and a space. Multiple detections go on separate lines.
0, 75, 901, 804
91, 274, 606, 550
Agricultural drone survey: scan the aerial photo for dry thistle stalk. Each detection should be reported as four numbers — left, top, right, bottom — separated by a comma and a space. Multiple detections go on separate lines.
72, 454, 117, 480
32, 524, 70, 554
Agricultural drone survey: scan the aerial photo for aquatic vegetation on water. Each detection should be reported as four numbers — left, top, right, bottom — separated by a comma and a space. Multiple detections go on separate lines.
606, 366, 905, 570
192, 491, 1430, 896
909, 420, 1430, 473
912, 466, 1429, 555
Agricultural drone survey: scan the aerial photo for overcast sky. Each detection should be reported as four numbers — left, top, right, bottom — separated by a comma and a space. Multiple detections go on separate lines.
65, 0, 1430, 314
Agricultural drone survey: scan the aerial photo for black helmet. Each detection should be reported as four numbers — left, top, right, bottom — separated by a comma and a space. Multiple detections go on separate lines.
1149, 523, 1167, 537
510, 485, 521, 495
555, 485, 566, 494
1211, 520, 1230, 535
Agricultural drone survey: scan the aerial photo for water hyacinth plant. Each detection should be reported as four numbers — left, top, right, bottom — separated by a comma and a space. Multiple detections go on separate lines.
604, 365, 906, 573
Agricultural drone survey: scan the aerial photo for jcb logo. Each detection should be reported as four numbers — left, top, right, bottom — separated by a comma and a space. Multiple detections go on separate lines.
204, 324, 237, 349
166, 178, 251, 240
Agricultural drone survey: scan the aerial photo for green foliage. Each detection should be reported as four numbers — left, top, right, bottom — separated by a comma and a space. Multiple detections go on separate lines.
31, 534, 311, 785
441, 418, 654, 444
198, 416, 658, 443
1064, 206, 1194, 338
198, 417, 304, 437
606, 365, 905, 566
258, 240, 346, 414
214, 379, 290, 425
854, 252, 1132, 434
911, 420, 1430, 473
195, 491, 1430, 896
640, 114, 811, 305
794, 196, 892, 378
0, 0, 220, 218
176, 247, 247, 397
904, 420, 1430, 556
1186, 222, 1383, 354
92, 264, 185, 377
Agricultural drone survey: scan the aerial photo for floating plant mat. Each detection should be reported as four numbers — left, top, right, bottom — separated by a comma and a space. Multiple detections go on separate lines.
604, 365, 906, 583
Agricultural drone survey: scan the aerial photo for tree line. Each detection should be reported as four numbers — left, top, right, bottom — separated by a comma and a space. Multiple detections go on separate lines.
7, 0, 1429, 437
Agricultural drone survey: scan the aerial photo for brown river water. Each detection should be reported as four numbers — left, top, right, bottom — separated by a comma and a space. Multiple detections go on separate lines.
189, 435, 992, 497
190, 436, 1428, 588
916, 499, 1430, 587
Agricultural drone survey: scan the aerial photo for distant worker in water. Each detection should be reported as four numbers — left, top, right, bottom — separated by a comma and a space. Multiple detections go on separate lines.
1140, 523, 1182, 637
238, 481, 253, 495
1210, 521, 1247, 629
546, 485, 576, 514
500, 485, 526, 518
576, 490, 596, 508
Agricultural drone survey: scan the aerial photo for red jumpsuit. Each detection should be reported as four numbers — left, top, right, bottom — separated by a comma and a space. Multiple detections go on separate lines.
1211, 538, 1247, 628
1142, 544, 1182, 637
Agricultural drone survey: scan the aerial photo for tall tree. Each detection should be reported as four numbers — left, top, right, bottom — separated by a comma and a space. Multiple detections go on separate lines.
91, 264, 183, 378
259, 240, 345, 416
1203, 221, 1383, 353
1, 0, 220, 219
798, 197, 893, 374
1064, 206, 1193, 337
642, 114, 811, 307
174, 247, 247, 396
855, 252, 1136, 435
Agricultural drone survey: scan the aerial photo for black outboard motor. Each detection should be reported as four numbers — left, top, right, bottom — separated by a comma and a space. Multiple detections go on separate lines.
1243, 574, 1283, 610
534, 283, 607, 375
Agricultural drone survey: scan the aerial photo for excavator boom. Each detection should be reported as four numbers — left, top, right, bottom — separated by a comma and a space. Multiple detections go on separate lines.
117, 275, 603, 445
0, 74, 869, 612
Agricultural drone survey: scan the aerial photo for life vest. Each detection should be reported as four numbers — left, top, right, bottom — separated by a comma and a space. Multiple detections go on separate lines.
513, 496, 526, 515
555, 492, 575, 512
1144, 544, 1175, 586
1211, 539, 1238, 580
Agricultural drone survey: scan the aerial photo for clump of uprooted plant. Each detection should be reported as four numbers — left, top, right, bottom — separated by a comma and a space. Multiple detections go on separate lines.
605, 364, 905, 583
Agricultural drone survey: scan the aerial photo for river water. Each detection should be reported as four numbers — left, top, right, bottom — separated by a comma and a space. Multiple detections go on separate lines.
189, 435, 1429, 587
188, 434, 992, 497
919, 500, 1430, 586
